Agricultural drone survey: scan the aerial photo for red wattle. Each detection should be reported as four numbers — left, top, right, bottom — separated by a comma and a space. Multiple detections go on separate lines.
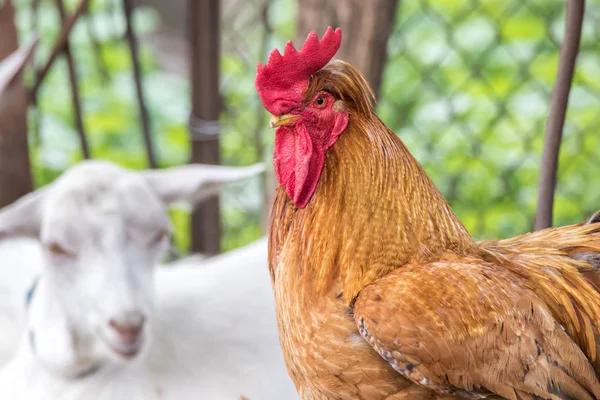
273, 124, 325, 208
273, 112, 348, 208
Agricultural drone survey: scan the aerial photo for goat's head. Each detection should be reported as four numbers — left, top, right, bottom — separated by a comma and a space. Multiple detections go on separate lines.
0, 160, 264, 377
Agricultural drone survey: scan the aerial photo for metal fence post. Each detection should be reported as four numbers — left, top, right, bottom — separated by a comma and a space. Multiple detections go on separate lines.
534, 0, 585, 231
188, 0, 221, 255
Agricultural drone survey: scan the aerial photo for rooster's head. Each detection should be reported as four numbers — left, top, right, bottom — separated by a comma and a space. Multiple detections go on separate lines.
255, 27, 374, 208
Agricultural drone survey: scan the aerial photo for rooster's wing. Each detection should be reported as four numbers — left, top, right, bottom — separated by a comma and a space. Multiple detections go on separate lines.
354, 259, 600, 400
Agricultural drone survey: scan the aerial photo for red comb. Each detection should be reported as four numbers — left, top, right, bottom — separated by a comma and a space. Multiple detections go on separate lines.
255, 27, 342, 115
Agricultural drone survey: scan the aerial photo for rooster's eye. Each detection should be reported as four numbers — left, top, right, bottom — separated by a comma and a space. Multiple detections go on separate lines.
316, 97, 325, 105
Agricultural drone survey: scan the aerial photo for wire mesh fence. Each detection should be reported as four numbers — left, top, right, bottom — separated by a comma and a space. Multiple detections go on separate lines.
10, 0, 600, 256
379, 0, 600, 239
222, 0, 600, 244
219, 0, 293, 250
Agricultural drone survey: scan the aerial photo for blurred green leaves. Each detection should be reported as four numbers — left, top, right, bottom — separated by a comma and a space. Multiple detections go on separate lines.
12, 0, 600, 253
380, 0, 600, 239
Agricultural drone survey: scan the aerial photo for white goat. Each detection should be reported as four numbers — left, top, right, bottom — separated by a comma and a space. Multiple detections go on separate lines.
0, 160, 297, 400
0, 237, 42, 366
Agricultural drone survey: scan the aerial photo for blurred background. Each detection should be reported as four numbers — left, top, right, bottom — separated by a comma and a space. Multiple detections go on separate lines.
1, 0, 599, 258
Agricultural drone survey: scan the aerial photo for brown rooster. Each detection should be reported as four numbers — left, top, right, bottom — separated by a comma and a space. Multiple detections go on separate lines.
256, 27, 600, 400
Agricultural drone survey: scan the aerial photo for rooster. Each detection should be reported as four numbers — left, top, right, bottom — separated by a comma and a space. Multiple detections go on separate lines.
256, 27, 600, 400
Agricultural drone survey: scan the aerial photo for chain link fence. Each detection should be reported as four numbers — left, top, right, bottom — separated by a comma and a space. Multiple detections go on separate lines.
219, 0, 293, 250
378, 0, 600, 239
222, 0, 600, 244
12, 0, 600, 256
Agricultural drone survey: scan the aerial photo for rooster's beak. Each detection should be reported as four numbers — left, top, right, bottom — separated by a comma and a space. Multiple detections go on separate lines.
269, 113, 300, 128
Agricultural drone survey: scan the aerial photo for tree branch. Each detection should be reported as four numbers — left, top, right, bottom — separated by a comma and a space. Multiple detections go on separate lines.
56, 0, 91, 159
85, 6, 110, 84
30, 0, 40, 35
30, 0, 89, 99
534, 0, 584, 231
123, 0, 156, 169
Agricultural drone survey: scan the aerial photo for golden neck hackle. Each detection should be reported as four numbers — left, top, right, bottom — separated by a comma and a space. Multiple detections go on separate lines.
270, 113, 476, 305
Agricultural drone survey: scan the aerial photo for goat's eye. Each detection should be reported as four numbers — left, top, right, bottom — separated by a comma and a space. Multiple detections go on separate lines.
46, 242, 74, 258
150, 229, 170, 245
316, 97, 325, 105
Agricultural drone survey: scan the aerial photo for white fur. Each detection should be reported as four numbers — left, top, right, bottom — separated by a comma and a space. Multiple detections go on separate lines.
0, 160, 297, 399
0, 238, 42, 366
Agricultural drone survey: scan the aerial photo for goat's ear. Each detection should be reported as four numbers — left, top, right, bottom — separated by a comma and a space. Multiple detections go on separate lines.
140, 163, 265, 205
0, 186, 47, 240
0, 35, 38, 97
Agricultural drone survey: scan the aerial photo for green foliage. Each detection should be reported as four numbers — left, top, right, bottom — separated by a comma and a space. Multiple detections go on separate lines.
11, 0, 600, 254
219, 0, 295, 250
12, 0, 296, 254
379, 0, 600, 239
14, 0, 197, 251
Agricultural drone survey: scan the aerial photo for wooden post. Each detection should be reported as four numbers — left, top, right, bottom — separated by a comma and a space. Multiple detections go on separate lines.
188, 0, 221, 255
296, 0, 398, 99
0, 0, 34, 208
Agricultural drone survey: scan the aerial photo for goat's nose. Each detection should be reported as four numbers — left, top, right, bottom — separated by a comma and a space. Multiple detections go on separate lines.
108, 314, 145, 343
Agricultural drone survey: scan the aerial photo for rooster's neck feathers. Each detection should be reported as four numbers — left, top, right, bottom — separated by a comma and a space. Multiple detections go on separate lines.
304, 60, 376, 117
270, 109, 476, 304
